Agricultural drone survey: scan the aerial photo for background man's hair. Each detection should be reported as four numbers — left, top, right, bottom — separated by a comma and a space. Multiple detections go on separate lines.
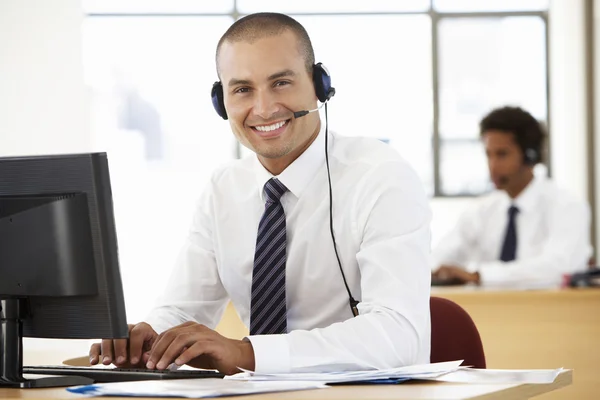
216, 12, 315, 76
479, 106, 545, 163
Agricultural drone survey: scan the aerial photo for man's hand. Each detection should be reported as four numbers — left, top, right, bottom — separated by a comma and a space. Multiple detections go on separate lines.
145, 322, 255, 375
433, 265, 480, 284
89, 322, 158, 367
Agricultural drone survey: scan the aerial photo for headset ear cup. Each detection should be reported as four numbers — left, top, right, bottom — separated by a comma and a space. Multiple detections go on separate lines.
211, 81, 228, 120
524, 148, 539, 165
312, 62, 334, 103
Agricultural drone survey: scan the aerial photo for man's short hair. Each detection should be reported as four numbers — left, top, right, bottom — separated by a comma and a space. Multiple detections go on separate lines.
215, 12, 315, 76
479, 106, 545, 164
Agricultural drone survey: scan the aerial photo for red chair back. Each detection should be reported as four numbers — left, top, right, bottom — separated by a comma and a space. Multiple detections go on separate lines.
430, 296, 486, 368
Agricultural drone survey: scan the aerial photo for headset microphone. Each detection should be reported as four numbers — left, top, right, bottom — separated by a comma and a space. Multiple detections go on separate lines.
293, 96, 332, 119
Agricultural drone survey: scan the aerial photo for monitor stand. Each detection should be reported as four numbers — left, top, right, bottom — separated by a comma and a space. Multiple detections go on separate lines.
0, 299, 93, 388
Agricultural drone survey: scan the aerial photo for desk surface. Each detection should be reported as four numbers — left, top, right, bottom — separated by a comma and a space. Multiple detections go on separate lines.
0, 370, 572, 400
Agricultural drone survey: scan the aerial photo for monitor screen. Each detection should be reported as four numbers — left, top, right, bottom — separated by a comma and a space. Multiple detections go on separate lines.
0, 152, 128, 388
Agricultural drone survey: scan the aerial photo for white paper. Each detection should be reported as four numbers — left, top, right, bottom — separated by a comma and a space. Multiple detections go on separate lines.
67, 378, 328, 398
226, 360, 464, 383
226, 361, 563, 385
424, 367, 565, 384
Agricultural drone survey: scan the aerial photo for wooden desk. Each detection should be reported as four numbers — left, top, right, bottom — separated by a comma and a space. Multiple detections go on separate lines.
0, 370, 572, 400
432, 288, 600, 400
214, 288, 599, 400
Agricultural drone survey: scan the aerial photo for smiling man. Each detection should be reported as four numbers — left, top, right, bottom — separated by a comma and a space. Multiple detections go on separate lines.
432, 106, 591, 287
90, 12, 431, 375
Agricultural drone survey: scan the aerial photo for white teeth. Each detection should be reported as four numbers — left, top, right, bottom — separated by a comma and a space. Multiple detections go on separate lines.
255, 120, 286, 132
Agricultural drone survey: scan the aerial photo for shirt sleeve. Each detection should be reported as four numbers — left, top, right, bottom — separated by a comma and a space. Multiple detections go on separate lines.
476, 196, 591, 287
247, 160, 432, 373
144, 181, 229, 334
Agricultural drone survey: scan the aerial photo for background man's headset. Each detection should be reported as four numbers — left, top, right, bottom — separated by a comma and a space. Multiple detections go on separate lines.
520, 142, 541, 166
211, 62, 360, 317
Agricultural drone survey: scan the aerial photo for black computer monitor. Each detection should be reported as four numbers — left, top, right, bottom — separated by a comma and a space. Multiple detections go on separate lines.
0, 152, 128, 388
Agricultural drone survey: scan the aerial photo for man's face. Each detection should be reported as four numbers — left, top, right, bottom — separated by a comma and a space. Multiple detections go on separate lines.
482, 130, 526, 190
217, 30, 320, 171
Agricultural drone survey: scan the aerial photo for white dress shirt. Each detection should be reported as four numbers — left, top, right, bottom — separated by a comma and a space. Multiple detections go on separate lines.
145, 124, 432, 373
432, 176, 591, 287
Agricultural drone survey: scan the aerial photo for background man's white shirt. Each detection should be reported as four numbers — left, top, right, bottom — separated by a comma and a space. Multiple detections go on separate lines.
432, 176, 591, 287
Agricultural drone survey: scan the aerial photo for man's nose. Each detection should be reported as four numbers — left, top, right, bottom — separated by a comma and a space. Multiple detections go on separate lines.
252, 90, 279, 120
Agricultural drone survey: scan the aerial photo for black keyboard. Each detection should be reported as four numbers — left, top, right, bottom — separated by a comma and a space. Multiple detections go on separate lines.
23, 365, 224, 383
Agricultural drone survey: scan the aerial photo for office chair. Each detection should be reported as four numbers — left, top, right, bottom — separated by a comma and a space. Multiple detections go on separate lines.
430, 296, 486, 369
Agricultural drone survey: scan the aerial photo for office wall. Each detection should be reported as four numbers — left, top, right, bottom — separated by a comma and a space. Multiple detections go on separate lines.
0, 0, 94, 358
594, 0, 600, 258
0, 0, 92, 157
548, 0, 589, 204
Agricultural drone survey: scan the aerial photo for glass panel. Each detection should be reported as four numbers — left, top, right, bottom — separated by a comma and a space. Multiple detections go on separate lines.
433, 0, 548, 12
291, 15, 434, 194
83, 0, 233, 14
438, 17, 547, 141
440, 140, 490, 195
83, 16, 235, 320
238, 0, 429, 14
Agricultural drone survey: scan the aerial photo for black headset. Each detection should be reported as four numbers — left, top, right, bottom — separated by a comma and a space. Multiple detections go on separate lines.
210, 62, 335, 120
210, 62, 359, 317
523, 147, 540, 165
515, 122, 543, 166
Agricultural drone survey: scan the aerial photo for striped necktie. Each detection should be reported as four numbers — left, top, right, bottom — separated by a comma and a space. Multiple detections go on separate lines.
250, 178, 288, 335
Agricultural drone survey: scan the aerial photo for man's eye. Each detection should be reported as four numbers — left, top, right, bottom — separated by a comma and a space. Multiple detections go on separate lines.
274, 81, 290, 87
234, 87, 250, 94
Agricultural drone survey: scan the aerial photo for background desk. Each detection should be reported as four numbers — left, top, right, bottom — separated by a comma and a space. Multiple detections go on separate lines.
0, 370, 572, 400
432, 288, 600, 400
215, 288, 599, 400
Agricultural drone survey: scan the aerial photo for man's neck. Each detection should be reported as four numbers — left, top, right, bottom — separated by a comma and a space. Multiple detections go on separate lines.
259, 121, 321, 176
506, 171, 534, 199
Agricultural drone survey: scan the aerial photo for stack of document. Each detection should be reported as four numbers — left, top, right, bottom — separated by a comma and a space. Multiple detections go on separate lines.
228, 360, 463, 384
67, 379, 328, 398
227, 361, 563, 385
66, 361, 565, 397
423, 367, 565, 384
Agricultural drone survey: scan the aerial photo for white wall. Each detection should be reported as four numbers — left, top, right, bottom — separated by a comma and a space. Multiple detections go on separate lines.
548, 0, 589, 204
594, 0, 600, 257
0, 0, 94, 359
0, 0, 92, 157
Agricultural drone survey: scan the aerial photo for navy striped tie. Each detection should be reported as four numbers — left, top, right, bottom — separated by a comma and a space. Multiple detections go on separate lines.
250, 178, 288, 335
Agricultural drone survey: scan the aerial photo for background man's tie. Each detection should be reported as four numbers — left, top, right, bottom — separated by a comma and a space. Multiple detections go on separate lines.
250, 178, 289, 335
499, 205, 519, 262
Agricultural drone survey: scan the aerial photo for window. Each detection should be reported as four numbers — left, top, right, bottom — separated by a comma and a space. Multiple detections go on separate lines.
83, 0, 234, 13
437, 16, 547, 195
83, 16, 235, 320
433, 0, 548, 12
237, 0, 429, 14
295, 15, 433, 193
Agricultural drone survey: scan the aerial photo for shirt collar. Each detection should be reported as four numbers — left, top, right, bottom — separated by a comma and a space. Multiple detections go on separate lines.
504, 175, 543, 213
254, 121, 327, 202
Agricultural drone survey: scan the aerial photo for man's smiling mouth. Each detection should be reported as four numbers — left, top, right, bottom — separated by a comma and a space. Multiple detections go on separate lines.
251, 120, 290, 137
